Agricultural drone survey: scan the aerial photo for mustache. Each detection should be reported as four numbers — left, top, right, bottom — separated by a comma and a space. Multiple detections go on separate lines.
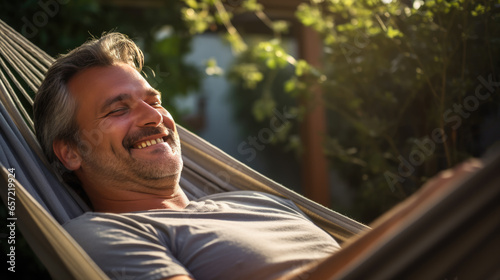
123, 126, 176, 149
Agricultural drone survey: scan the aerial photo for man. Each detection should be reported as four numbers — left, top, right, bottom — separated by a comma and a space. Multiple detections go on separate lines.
33, 33, 340, 280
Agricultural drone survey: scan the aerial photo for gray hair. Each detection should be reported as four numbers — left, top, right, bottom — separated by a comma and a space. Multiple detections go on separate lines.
34, 32, 144, 174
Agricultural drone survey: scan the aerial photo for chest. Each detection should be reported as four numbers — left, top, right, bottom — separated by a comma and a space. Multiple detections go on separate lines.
152, 212, 338, 280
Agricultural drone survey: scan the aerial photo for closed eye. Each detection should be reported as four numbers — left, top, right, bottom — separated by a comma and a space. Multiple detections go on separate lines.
104, 107, 128, 117
150, 101, 163, 108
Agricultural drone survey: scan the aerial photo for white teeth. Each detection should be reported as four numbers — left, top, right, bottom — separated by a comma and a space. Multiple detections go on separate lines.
136, 138, 165, 149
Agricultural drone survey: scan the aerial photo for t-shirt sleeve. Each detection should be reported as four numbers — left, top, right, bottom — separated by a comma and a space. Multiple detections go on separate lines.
63, 213, 192, 280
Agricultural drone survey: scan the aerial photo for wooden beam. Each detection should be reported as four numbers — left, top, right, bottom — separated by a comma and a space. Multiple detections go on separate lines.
298, 25, 331, 207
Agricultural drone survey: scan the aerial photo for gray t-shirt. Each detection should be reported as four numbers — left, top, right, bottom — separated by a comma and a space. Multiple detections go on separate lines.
63, 191, 340, 280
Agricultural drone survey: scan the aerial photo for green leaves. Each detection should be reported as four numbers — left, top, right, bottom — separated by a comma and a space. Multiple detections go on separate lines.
252, 93, 276, 122
204, 58, 224, 76
231, 63, 263, 89
271, 20, 290, 35
182, 6, 214, 34
386, 26, 403, 38
284, 77, 306, 96
471, 4, 486, 16
242, 0, 263, 12
295, 60, 311, 77
254, 40, 289, 69
296, 3, 323, 28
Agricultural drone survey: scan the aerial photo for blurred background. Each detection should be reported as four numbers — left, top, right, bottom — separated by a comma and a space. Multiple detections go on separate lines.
1, 0, 499, 277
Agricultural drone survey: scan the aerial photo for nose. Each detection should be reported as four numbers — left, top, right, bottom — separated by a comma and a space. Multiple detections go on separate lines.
136, 101, 176, 131
136, 101, 163, 127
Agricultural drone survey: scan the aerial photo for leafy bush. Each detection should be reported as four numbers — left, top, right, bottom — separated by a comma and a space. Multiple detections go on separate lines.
182, 0, 500, 222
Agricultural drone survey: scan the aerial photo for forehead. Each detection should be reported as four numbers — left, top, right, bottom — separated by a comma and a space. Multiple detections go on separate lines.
67, 63, 151, 101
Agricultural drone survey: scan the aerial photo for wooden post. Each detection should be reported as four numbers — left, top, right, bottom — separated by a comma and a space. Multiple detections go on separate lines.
298, 26, 330, 207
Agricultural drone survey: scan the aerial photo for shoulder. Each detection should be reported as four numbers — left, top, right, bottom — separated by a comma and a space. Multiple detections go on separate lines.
63, 212, 159, 246
62, 214, 193, 280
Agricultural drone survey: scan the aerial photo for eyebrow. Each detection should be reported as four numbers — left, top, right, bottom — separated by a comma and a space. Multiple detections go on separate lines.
148, 88, 162, 99
99, 89, 162, 114
99, 93, 131, 114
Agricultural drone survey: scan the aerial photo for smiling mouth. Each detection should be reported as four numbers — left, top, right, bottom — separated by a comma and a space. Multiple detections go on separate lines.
133, 136, 168, 149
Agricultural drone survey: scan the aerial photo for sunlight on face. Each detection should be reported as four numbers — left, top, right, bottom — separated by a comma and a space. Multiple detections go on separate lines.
68, 63, 183, 189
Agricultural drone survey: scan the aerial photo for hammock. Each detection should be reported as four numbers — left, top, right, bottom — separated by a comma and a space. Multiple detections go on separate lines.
1, 18, 499, 279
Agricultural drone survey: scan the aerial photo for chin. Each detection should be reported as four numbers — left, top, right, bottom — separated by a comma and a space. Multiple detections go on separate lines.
137, 157, 183, 181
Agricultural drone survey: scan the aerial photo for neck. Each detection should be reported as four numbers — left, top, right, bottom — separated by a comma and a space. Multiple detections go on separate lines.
86, 184, 189, 213
76, 168, 189, 213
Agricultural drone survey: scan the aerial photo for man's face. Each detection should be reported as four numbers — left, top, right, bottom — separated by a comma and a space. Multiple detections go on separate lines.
67, 63, 183, 190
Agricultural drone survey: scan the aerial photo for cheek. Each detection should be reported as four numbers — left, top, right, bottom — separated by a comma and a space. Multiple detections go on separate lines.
98, 118, 117, 134
87, 119, 130, 149
161, 110, 177, 131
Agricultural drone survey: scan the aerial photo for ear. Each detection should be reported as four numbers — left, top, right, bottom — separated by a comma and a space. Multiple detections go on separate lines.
53, 139, 82, 171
